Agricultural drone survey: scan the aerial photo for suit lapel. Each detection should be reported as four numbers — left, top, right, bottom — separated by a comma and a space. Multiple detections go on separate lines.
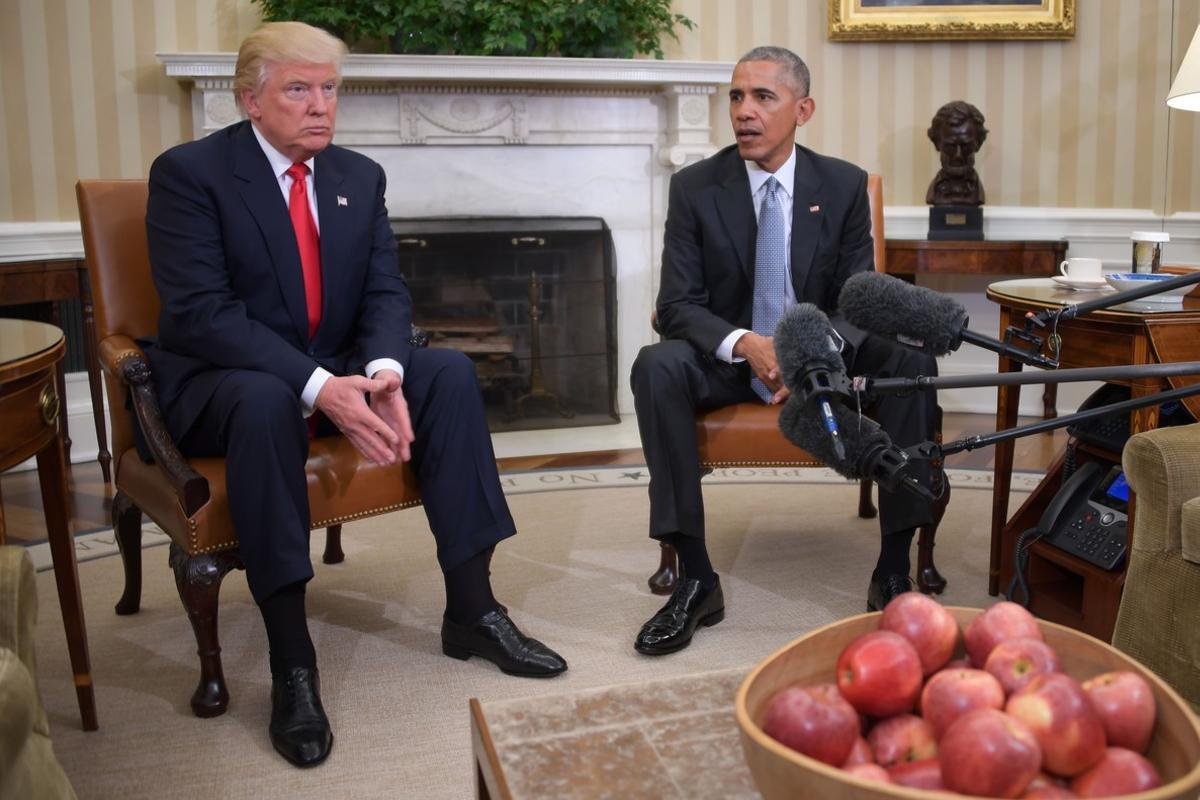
313, 151, 347, 344
790, 145, 823, 301
232, 123, 310, 343
712, 151, 755, 283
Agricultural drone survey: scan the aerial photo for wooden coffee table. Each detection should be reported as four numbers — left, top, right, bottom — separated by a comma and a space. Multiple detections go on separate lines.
470, 668, 758, 799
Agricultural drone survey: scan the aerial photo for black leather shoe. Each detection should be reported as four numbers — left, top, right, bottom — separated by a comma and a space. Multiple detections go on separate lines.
867, 573, 914, 612
269, 667, 333, 768
634, 575, 724, 656
441, 608, 567, 677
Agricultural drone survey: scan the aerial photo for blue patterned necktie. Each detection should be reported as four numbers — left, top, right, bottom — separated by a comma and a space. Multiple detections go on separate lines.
751, 175, 787, 402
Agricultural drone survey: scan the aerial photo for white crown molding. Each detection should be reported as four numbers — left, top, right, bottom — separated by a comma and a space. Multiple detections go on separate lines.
158, 52, 736, 87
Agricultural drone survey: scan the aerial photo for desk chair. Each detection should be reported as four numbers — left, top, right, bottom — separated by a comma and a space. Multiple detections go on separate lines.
76, 180, 423, 718
647, 175, 950, 596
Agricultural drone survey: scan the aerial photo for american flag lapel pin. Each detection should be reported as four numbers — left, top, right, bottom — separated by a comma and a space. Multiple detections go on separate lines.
337, 195, 348, 207
809, 204, 820, 213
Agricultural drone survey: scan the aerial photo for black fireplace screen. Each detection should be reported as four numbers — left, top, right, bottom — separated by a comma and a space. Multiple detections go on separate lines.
392, 217, 618, 432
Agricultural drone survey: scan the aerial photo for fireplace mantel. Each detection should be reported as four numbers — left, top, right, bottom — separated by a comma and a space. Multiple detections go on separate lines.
160, 53, 732, 168
160, 53, 735, 418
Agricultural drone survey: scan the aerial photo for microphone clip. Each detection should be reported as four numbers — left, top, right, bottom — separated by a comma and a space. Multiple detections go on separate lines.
793, 366, 853, 407
1002, 325, 1059, 369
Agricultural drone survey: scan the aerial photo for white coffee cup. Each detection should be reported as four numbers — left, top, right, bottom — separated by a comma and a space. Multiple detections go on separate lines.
1059, 257, 1103, 281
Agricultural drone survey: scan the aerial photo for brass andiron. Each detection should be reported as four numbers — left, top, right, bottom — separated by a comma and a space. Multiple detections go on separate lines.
510, 271, 573, 421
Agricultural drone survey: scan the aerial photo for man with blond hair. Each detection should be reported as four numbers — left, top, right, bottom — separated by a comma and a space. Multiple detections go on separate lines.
144, 21, 566, 768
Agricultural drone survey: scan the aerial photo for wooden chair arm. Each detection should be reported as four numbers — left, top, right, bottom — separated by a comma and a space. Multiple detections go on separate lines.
98, 335, 210, 517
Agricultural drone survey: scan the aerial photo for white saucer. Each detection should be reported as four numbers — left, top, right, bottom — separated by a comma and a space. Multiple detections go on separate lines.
1051, 275, 1111, 290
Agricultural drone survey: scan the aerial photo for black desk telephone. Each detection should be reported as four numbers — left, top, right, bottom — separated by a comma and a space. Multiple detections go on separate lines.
1036, 460, 1129, 571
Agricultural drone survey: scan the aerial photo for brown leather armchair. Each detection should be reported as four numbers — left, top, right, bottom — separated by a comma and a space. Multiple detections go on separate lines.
647, 175, 949, 596
76, 180, 423, 718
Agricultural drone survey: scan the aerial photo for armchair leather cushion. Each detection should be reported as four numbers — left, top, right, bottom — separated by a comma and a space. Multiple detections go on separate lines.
118, 437, 422, 556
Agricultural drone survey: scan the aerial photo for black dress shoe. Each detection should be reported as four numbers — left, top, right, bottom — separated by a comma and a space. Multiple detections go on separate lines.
867, 573, 914, 612
441, 608, 567, 677
269, 666, 333, 768
634, 575, 724, 656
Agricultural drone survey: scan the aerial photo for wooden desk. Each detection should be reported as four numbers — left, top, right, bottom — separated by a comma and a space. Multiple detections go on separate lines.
470, 668, 754, 799
0, 256, 111, 482
886, 239, 1069, 419
986, 279, 1200, 641
0, 319, 97, 730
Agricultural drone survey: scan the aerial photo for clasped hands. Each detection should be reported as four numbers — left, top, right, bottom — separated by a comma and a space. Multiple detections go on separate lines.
734, 332, 790, 405
313, 369, 414, 465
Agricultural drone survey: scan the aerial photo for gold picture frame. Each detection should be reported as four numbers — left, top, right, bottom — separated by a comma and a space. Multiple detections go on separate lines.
828, 0, 1075, 42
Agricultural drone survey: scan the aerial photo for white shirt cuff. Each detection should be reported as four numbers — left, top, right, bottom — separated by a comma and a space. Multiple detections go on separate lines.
301, 367, 334, 416
716, 329, 751, 364
365, 357, 405, 382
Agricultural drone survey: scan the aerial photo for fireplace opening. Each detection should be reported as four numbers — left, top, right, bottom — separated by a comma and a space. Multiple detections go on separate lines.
392, 217, 618, 432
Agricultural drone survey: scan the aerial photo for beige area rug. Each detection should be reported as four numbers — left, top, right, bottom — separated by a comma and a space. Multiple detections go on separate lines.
31, 467, 1034, 800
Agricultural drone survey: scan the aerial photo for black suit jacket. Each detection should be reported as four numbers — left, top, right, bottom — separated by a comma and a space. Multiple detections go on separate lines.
655, 143, 874, 355
143, 120, 412, 432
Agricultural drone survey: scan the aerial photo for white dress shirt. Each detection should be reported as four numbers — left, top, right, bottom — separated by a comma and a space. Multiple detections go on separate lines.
715, 147, 798, 363
250, 124, 404, 415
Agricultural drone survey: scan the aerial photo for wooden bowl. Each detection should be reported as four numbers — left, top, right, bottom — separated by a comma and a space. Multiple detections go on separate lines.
736, 607, 1200, 799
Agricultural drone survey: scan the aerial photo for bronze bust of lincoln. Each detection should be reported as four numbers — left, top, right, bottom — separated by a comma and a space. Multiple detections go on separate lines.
926, 101, 988, 207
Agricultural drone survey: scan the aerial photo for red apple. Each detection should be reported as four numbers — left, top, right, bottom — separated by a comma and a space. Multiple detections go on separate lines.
965, 601, 1043, 667
761, 683, 859, 766
1022, 771, 1076, 798
1070, 747, 1162, 797
836, 630, 923, 717
843, 763, 892, 784
867, 713, 938, 766
1081, 670, 1156, 753
1006, 673, 1106, 777
841, 736, 873, 767
887, 757, 943, 790
985, 636, 1062, 695
879, 591, 961, 675
920, 667, 1006, 738
939, 709, 1042, 798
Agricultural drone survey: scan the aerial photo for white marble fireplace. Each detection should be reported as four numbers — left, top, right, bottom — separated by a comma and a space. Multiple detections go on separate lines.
161, 53, 734, 420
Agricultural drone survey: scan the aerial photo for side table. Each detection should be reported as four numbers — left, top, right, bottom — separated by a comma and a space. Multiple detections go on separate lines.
0, 256, 111, 482
471, 668, 755, 799
0, 319, 98, 730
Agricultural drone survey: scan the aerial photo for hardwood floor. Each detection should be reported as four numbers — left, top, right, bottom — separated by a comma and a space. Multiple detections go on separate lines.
0, 411, 1066, 547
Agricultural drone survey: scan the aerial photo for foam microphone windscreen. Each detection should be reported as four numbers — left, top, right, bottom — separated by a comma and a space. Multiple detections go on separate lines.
838, 271, 968, 356
774, 303, 846, 395
778, 394, 892, 480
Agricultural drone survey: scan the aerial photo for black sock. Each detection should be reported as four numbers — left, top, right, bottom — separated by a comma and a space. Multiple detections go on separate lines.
259, 581, 316, 675
444, 547, 498, 625
667, 533, 715, 588
873, 527, 916, 579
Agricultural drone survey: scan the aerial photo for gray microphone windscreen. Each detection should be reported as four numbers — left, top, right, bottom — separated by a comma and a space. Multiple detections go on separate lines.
838, 272, 967, 356
778, 394, 891, 480
774, 303, 846, 394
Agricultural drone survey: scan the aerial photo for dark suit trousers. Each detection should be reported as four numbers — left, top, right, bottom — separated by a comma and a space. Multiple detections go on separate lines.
631, 336, 937, 544
170, 347, 515, 604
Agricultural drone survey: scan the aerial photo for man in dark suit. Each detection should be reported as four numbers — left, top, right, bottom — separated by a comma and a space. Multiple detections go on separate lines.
631, 46, 938, 655
144, 22, 566, 768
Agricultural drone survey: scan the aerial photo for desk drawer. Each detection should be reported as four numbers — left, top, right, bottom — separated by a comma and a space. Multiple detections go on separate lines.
0, 367, 60, 468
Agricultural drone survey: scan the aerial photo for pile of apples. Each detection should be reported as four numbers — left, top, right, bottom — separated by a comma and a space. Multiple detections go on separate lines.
761, 595, 1163, 798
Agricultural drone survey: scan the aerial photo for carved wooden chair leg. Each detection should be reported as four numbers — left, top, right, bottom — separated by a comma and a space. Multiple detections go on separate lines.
322, 524, 344, 564
857, 479, 877, 519
170, 543, 240, 718
916, 478, 951, 595
648, 542, 679, 595
916, 409, 950, 595
112, 490, 144, 615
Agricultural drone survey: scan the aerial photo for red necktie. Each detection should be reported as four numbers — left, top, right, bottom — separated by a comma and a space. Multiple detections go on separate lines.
285, 163, 322, 338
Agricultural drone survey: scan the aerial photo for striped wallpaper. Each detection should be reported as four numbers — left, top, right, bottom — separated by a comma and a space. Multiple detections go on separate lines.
2, 0, 1198, 221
